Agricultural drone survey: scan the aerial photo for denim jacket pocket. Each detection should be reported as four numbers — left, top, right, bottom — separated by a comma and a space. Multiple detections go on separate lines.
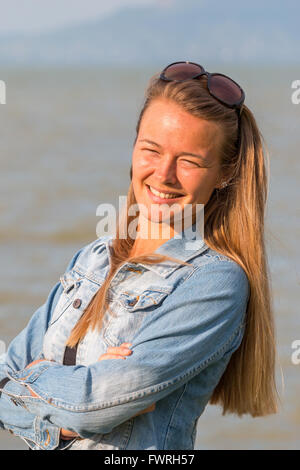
119, 286, 172, 312
48, 268, 84, 327
103, 286, 172, 347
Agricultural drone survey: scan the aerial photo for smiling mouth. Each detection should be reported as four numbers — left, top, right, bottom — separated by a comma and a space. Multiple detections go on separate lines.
146, 184, 184, 200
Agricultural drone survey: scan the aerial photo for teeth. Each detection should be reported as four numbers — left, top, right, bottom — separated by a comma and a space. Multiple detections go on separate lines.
149, 186, 181, 199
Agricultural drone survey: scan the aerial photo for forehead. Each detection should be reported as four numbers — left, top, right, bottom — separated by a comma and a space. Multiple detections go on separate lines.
139, 98, 222, 149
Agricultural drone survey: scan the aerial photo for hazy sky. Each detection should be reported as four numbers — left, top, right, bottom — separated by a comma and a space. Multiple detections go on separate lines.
0, 0, 167, 34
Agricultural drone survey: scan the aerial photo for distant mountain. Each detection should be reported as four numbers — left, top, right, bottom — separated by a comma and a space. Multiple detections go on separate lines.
0, 0, 298, 65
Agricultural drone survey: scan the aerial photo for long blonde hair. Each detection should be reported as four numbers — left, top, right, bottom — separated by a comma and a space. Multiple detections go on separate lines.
66, 72, 279, 417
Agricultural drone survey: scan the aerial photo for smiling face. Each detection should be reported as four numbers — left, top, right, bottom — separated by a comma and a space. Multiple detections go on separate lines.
131, 98, 224, 229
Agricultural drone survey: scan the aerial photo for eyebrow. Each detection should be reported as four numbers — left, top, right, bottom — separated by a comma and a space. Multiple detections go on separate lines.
138, 139, 207, 162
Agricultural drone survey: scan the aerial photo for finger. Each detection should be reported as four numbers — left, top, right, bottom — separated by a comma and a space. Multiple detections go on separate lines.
112, 343, 132, 350
60, 429, 78, 437
98, 354, 127, 361
142, 403, 156, 412
147, 403, 156, 412
61, 435, 78, 440
106, 346, 133, 356
25, 359, 46, 369
132, 403, 156, 417
28, 386, 39, 398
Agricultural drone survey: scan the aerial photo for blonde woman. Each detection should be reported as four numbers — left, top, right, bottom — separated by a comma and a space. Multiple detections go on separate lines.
0, 61, 278, 450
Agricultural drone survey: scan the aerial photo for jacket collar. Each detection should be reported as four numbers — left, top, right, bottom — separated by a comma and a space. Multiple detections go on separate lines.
98, 224, 208, 279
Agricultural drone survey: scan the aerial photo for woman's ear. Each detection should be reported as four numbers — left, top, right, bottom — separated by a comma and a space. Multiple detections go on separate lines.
215, 168, 232, 190
215, 177, 229, 190
215, 173, 224, 190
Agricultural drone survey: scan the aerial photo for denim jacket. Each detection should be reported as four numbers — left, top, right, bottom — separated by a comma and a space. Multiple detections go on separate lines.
0, 226, 250, 450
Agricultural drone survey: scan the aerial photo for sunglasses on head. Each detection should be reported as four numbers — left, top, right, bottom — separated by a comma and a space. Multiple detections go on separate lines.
160, 61, 245, 112
159, 61, 245, 151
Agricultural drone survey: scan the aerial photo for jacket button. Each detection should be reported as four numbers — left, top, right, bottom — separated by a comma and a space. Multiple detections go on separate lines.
73, 298, 82, 309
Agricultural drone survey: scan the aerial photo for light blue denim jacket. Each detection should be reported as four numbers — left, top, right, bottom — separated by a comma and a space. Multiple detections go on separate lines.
0, 226, 250, 450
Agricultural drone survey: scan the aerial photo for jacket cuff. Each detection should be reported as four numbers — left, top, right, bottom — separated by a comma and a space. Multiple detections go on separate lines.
0, 379, 60, 449
7, 361, 54, 385
33, 416, 61, 450
5, 417, 61, 451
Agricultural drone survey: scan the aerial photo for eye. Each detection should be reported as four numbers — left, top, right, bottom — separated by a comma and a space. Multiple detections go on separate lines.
142, 148, 158, 153
180, 159, 201, 168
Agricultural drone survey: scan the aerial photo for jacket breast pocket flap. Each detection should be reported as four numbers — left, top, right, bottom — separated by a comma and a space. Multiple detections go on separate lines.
119, 286, 172, 313
49, 268, 84, 325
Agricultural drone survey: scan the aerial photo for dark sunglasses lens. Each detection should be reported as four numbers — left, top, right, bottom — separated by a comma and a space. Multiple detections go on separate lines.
210, 74, 243, 105
163, 62, 204, 80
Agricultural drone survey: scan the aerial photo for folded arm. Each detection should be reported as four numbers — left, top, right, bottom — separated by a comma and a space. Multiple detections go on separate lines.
0, 245, 85, 448
4, 260, 249, 439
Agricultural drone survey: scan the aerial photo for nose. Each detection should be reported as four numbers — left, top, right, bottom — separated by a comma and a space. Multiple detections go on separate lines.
154, 157, 178, 185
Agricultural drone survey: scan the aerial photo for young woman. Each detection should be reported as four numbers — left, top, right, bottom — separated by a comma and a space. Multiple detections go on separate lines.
0, 61, 278, 450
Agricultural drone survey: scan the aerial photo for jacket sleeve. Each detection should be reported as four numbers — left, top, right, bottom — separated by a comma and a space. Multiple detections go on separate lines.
0, 245, 85, 449
4, 259, 250, 439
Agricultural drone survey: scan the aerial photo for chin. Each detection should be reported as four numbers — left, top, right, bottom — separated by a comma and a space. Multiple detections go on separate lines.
149, 206, 185, 227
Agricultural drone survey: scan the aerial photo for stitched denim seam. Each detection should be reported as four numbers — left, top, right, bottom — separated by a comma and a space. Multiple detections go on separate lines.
72, 265, 104, 285
182, 258, 236, 284
163, 382, 188, 449
121, 418, 134, 449
201, 252, 235, 262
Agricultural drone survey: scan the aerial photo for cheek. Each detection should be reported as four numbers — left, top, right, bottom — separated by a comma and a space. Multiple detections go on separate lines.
180, 171, 215, 200
179, 171, 205, 194
132, 152, 155, 181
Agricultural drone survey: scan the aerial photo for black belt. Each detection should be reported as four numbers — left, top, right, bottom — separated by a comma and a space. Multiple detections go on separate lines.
0, 377, 10, 398
63, 344, 78, 366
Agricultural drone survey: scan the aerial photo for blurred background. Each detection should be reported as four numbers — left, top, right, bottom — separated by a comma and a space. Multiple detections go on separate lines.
0, 0, 299, 450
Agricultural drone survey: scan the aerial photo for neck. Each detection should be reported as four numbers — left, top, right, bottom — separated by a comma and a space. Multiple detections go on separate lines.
127, 209, 198, 259
129, 214, 176, 258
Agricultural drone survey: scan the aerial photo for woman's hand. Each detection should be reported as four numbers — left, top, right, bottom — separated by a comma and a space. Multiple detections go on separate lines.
97, 343, 134, 361
60, 429, 80, 440
24, 359, 47, 398
59, 344, 156, 440
25, 359, 46, 369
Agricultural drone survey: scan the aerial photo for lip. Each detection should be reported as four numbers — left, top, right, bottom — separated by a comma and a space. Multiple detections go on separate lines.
145, 184, 185, 203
